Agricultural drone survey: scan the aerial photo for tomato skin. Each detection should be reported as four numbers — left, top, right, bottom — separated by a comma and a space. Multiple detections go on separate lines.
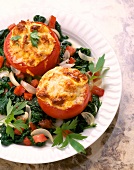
91, 85, 104, 97
37, 84, 90, 119
8, 23, 16, 31
33, 134, 47, 143
4, 23, 60, 76
48, 15, 56, 29
0, 56, 4, 68
23, 137, 32, 146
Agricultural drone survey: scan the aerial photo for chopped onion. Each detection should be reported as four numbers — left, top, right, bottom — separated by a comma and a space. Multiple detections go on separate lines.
21, 80, 36, 94
78, 50, 94, 62
0, 70, 9, 78
9, 71, 20, 86
81, 112, 95, 125
26, 105, 31, 122
51, 29, 61, 39
53, 119, 63, 127
62, 50, 70, 61
31, 128, 53, 142
10, 66, 21, 75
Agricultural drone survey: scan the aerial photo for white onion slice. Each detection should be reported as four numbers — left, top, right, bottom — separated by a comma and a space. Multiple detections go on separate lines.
81, 112, 95, 125
10, 66, 21, 75
93, 79, 102, 86
53, 119, 63, 127
51, 29, 61, 39
59, 59, 69, 66
0, 70, 9, 78
9, 71, 20, 86
62, 50, 70, 61
21, 80, 36, 94
18, 112, 29, 121
26, 105, 31, 122
31, 128, 53, 142
78, 50, 94, 62
60, 63, 75, 68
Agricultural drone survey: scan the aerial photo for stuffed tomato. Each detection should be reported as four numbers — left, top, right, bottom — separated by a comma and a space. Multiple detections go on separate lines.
4, 20, 60, 76
36, 66, 91, 119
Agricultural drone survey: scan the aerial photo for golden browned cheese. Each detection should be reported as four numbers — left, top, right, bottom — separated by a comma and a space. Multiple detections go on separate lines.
9, 20, 55, 67
36, 66, 89, 110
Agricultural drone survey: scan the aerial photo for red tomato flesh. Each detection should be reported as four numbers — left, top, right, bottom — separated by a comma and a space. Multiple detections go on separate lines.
23, 137, 32, 146
92, 85, 104, 97
33, 134, 47, 143
14, 85, 25, 96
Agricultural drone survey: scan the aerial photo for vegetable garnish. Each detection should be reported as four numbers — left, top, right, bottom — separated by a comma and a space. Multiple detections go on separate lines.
30, 31, 40, 48
0, 99, 27, 139
11, 35, 21, 41
53, 117, 87, 154
0, 14, 109, 153
89, 54, 110, 81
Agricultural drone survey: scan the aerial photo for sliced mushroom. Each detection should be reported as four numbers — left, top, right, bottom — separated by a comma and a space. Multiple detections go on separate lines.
53, 119, 63, 127
81, 112, 95, 125
31, 128, 53, 143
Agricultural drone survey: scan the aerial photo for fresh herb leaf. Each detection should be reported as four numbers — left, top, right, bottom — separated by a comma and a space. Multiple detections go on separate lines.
0, 99, 28, 140
6, 98, 13, 115
6, 125, 14, 139
52, 127, 63, 146
53, 118, 87, 153
30, 30, 40, 47
62, 117, 78, 130
68, 133, 87, 140
95, 54, 105, 73
13, 119, 27, 131
11, 35, 21, 41
68, 137, 86, 154
12, 101, 27, 115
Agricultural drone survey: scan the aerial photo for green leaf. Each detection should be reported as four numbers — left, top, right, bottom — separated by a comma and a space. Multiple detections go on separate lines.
52, 127, 63, 146
68, 133, 87, 140
6, 98, 13, 116
68, 137, 86, 154
6, 125, 14, 139
30, 31, 40, 47
12, 101, 27, 115
62, 117, 78, 130
94, 54, 105, 73
13, 119, 28, 131
88, 62, 94, 73
60, 136, 69, 148
5, 112, 15, 124
11, 35, 21, 41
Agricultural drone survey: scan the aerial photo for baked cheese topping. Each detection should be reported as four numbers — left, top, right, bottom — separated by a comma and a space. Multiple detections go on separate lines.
9, 20, 55, 67
36, 66, 88, 110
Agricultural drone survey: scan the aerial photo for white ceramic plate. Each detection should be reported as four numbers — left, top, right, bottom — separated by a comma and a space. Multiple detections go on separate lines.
0, 8, 122, 164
